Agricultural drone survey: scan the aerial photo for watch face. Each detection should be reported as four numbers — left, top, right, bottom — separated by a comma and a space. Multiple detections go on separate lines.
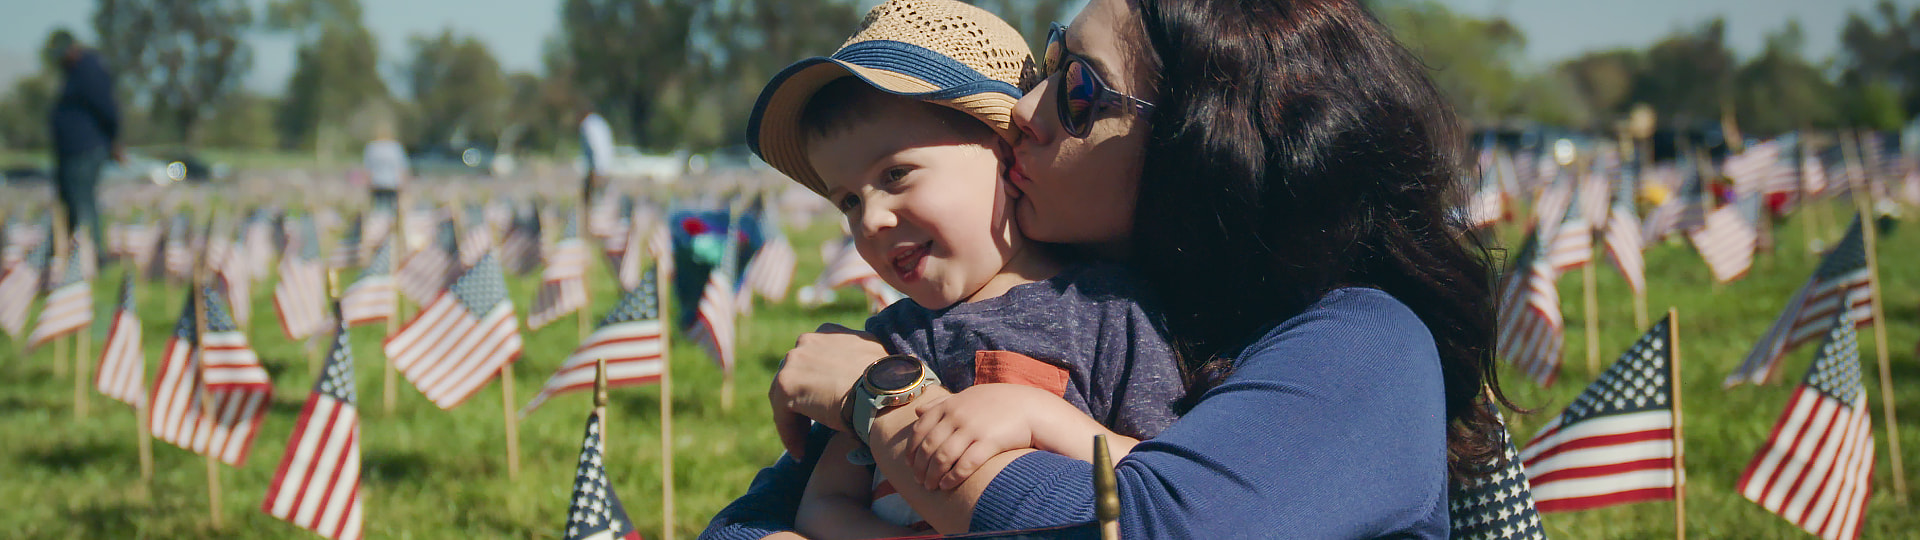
867, 355, 924, 392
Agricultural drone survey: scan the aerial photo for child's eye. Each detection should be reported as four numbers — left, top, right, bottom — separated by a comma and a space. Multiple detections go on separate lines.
883, 167, 910, 184
836, 193, 862, 213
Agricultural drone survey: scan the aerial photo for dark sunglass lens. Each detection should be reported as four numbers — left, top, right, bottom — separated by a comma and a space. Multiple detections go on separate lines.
1062, 60, 1098, 134
1045, 26, 1065, 74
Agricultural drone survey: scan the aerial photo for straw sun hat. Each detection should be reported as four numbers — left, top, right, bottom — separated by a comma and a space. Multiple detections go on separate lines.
747, 0, 1040, 196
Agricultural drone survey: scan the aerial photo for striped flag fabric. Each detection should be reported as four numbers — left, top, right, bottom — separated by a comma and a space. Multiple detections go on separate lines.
1519, 315, 1677, 512
397, 218, 457, 305
1736, 316, 1874, 540
523, 267, 664, 416
214, 228, 254, 328
1498, 232, 1564, 386
615, 213, 646, 292
243, 211, 278, 280
690, 227, 739, 371
1685, 202, 1756, 283
95, 274, 146, 408
28, 237, 93, 350
341, 238, 396, 327
149, 285, 274, 466
457, 205, 492, 266
739, 232, 796, 311
262, 306, 363, 540
648, 221, 673, 280
165, 215, 194, 281
1546, 179, 1594, 274
0, 229, 50, 338
1802, 147, 1830, 198
528, 214, 590, 331
1730, 142, 1797, 200
561, 405, 641, 540
1641, 165, 1695, 244
1725, 217, 1874, 387
500, 205, 543, 275
384, 254, 524, 409
329, 212, 363, 270
275, 215, 330, 340
1449, 407, 1547, 539
1603, 180, 1646, 294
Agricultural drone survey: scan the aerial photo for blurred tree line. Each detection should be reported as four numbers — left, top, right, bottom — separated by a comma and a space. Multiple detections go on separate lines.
1, 0, 1917, 156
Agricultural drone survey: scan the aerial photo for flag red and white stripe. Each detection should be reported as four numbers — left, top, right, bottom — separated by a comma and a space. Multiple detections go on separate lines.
1725, 217, 1874, 387
528, 215, 588, 330
1498, 232, 1564, 386
1603, 196, 1645, 294
0, 232, 49, 337
274, 217, 329, 339
739, 233, 796, 311
95, 275, 146, 408
1686, 203, 1755, 283
523, 267, 664, 416
1520, 316, 1676, 512
27, 243, 91, 349
691, 235, 739, 371
149, 286, 273, 466
341, 240, 396, 327
1737, 318, 1874, 540
384, 254, 523, 409
262, 309, 363, 540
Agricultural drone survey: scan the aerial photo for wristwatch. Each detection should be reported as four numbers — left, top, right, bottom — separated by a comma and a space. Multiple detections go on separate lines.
847, 354, 940, 445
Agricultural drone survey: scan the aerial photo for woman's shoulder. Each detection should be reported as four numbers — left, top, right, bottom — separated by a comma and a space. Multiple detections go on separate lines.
1236, 287, 1438, 376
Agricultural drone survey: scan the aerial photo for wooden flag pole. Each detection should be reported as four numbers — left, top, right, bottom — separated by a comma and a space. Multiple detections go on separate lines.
1842, 130, 1909, 502
385, 201, 403, 415
75, 301, 90, 419
1093, 434, 1120, 540
578, 203, 592, 342
1667, 307, 1687, 540
194, 218, 224, 529
1583, 251, 1600, 374
1632, 291, 1649, 332
51, 213, 70, 380
501, 363, 521, 482
658, 263, 678, 540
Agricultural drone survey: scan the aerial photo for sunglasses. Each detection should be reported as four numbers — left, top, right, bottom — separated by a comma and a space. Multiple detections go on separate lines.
1044, 23, 1155, 138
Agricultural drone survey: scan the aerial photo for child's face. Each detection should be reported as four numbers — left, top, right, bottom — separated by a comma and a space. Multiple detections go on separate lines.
808, 97, 1019, 310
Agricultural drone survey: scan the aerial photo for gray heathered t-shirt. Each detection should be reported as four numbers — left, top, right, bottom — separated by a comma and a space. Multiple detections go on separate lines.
863, 263, 1185, 440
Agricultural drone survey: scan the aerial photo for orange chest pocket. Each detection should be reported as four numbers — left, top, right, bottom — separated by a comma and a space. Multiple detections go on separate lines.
972, 351, 1069, 397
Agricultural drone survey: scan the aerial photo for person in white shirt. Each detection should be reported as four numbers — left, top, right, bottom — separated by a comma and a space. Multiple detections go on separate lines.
364, 122, 408, 213
579, 110, 616, 207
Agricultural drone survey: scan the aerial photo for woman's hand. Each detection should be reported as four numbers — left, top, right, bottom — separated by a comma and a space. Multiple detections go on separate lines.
769, 323, 890, 458
906, 384, 1135, 491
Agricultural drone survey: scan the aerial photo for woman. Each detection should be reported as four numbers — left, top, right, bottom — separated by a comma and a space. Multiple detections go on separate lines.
707, 0, 1510, 537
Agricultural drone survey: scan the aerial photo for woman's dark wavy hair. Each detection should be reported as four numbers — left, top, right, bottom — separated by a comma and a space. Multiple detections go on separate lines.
1126, 0, 1512, 479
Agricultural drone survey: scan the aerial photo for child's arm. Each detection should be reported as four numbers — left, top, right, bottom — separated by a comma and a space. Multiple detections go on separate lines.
905, 383, 1139, 491
796, 432, 923, 540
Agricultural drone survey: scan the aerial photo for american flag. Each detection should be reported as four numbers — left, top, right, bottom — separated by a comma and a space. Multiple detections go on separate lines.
149, 285, 273, 466
457, 204, 493, 266
329, 212, 363, 270
1519, 315, 1678, 512
1685, 202, 1756, 283
1725, 217, 1874, 387
122, 221, 161, 278
500, 205, 544, 275
1737, 316, 1874, 540
523, 267, 664, 416
561, 407, 641, 540
262, 306, 364, 540
341, 238, 396, 327
401, 206, 435, 255
738, 231, 796, 312
1498, 232, 1564, 386
275, 215, 329, 340
1603, 180, 1646, 294
27, 237, 93, 350
0, 228, 50, 338
1641, 164, 1696, 244
214, 228, 254, 328
243, 211, 278, 280
397, 218, 457, 305
1729, 142, 1797, 202
384, 254, 524, 409
165, 215, 194, 281
1448, 408, 1546, 539
615, 214, 646, 292
689, 226, 739, 371
648, 221, 673, 280
529, 214, 590, 331
1545, 177, 1595, 274
817, 238, 879, 289
95, 274, 146, 408
1802, 147, 1830, 198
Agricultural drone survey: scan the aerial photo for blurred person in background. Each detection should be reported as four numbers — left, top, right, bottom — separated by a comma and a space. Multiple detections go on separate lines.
579, 108, 615, 208
364, 120, 408, 214
47, 28, 118, 264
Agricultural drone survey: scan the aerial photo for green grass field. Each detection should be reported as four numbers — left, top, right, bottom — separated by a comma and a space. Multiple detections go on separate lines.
0, 203, 1914, 539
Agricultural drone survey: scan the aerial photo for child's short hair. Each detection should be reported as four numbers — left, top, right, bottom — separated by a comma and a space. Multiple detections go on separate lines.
746, 0, 1037, 196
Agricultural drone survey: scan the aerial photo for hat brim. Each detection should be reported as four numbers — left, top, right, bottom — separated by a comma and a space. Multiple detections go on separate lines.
748, 55, 1020, 197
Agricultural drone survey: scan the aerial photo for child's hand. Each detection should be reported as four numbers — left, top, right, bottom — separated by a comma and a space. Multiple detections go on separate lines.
905, 383, 1087, 491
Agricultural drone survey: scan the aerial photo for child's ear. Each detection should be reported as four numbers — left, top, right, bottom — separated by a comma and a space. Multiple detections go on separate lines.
992, 137, 1022, 201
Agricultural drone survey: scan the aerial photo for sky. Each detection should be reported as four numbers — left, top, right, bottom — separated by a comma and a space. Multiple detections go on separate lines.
0, 0, 1907, 94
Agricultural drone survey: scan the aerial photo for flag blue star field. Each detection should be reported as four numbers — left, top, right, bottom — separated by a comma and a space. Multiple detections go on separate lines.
564, 411, 641, 540
1726, 216, 1873, 387
1519, 315, 1678, 513
1449, 404, 1546, 539
1738, 315, 1874, 540
386, 253, 523, 409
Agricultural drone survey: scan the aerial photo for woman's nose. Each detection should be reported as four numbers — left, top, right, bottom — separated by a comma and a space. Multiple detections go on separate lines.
1012, 77, 1055, 148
